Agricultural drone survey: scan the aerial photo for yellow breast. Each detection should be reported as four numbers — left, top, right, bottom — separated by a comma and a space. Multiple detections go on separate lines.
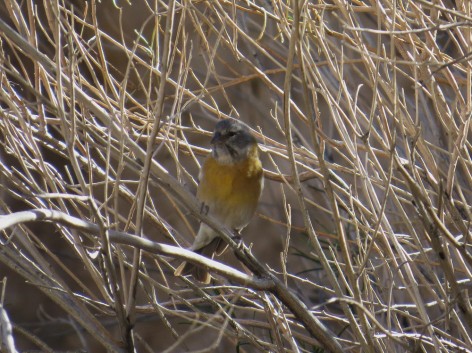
197, 146, 263, 229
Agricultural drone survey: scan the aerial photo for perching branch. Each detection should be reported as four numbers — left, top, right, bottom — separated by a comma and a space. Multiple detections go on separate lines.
0, 208, 343, 352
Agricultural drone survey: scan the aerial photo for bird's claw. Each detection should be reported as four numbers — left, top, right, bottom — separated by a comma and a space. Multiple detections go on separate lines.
231, 232, 244, 249
200, 202, 209, 216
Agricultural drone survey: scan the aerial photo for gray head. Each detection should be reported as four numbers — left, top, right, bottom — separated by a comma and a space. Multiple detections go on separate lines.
210, 119, 257, 164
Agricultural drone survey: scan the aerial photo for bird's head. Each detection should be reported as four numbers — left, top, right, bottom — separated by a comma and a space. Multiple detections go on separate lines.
210, 119, 258, 165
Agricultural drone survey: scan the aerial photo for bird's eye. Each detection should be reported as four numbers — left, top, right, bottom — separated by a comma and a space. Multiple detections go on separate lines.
227, 130, 237, 137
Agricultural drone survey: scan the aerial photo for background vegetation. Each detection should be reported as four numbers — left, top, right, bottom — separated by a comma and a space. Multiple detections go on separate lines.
0, 0, 471, 352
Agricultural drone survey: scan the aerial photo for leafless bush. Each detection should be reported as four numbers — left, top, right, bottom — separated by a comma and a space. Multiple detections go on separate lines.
0, 0, 471, 352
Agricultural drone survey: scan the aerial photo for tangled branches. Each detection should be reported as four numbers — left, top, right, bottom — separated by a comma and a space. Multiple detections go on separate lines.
0, 0, 471, 352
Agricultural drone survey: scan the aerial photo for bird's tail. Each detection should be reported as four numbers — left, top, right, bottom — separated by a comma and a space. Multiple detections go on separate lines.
174, 237, 224, 284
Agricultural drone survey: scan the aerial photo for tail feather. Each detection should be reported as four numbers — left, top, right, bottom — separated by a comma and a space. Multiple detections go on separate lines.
174, 238, 224, 283
174, 261, 212, 284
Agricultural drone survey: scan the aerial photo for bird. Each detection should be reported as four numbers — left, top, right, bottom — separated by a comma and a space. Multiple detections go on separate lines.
174, 118, 264, 283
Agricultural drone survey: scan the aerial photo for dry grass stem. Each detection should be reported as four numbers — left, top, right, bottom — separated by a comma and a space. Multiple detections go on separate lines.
0, 0, 471, 352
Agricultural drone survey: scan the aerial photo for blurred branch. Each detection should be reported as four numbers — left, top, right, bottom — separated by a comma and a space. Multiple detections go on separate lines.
0, 306, 17, 353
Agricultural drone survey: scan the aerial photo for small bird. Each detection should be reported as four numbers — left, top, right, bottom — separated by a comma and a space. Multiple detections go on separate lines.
174, 118, 264, 283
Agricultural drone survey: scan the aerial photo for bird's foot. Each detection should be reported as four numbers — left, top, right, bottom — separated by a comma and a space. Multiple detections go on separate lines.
200, 202, 209, 216
231, 231, 244, 249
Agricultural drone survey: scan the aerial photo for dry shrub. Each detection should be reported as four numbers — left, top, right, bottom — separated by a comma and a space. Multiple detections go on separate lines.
0, 0, 471, 352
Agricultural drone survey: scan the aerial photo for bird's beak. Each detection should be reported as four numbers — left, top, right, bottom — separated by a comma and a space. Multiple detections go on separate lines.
210, 131, 222, 145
